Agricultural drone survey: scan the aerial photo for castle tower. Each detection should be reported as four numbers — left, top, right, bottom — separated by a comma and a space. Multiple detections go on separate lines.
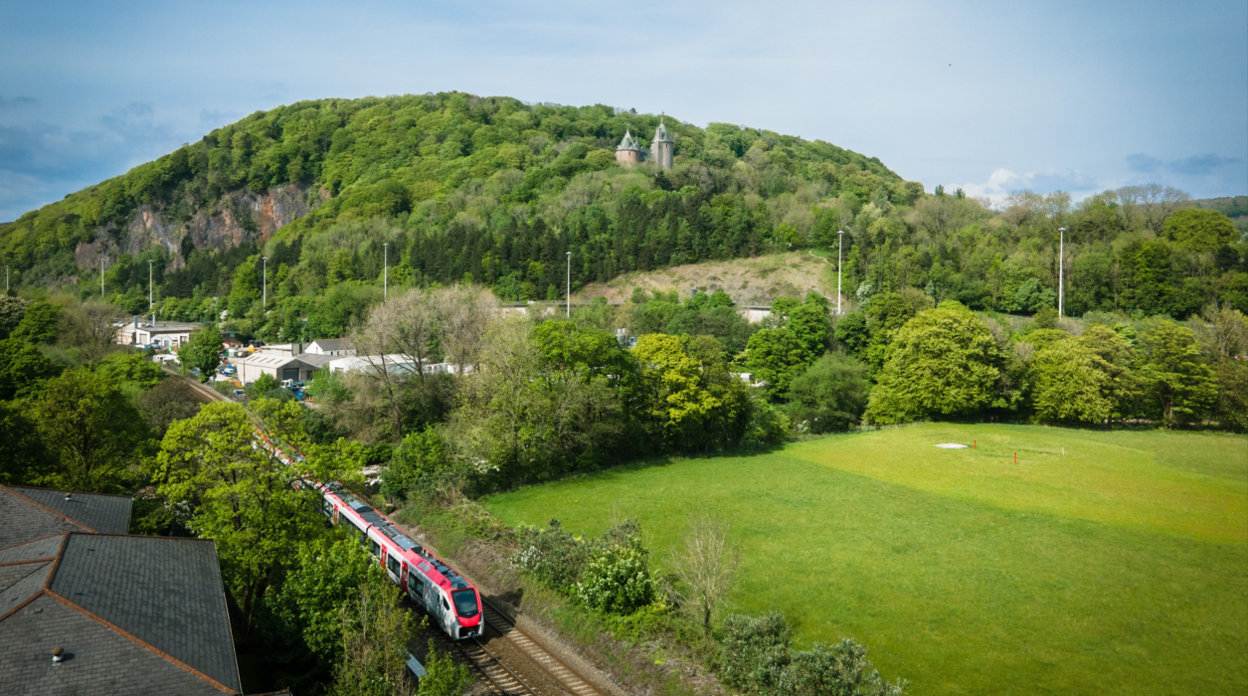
615, 128, 642, 165
651, 117, 673, 170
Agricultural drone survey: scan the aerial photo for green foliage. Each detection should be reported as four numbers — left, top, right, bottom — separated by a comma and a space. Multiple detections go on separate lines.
97, 350, 165, 390
0, 337, 62, 400
152, 400, 336, 632
1028, 337, 1113, 424
1138, 321, 1218, 426
11, 301, 62, 344
1213, 360, 1248, 431
719, 613, 792, 695
833, 312, 870, 357
0, 399, 51, 485
576, 536, 657, 615
511, 519, 598, 592
742, 328, 812, 399
380, 427, 451, 501
864, 307, 1001, 424
780, 640, 907, 696
632, 333, 750, 451
33, 368, 151, 492
786, 352, 869, 432
1032, 306, 1059, 329
0, 295, 29, 339
251, 372, 280, 393
177, 325, 223, 382
1164, 208, 1238, 252
417, 640, 473, 696
328, 577, 417, 696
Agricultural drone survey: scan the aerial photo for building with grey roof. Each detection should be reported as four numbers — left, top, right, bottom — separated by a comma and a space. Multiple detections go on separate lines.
0, 486, 245, 695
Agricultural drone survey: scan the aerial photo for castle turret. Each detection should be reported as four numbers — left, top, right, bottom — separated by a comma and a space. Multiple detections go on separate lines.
615, 128, 642, 165
651, 117, 673, 170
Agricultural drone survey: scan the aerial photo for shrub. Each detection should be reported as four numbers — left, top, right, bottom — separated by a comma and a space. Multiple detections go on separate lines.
781, 639, 908, 696
577, 537, 657, 615
719, 613, 792, 694
511, 520, 596, 592
786, 352, 869, 433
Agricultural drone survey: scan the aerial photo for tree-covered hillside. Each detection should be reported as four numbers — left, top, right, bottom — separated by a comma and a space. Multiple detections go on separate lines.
1, 91, 1245, 344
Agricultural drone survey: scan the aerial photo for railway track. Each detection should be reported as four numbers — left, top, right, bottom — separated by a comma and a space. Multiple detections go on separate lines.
164, 369, 612, 696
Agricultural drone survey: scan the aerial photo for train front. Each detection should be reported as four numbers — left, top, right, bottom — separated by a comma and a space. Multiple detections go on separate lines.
452, 582, 483, 639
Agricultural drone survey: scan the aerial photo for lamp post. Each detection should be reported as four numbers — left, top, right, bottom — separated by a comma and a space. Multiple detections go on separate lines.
837, 230, 845, 316
148, 260, 154, 309
383, 243, 388, 300
5, 266, 8, 293
565, 251, 572, 318
1057, 227, 1065, 318
101, 257, 105, 299
261, 256, 267, 309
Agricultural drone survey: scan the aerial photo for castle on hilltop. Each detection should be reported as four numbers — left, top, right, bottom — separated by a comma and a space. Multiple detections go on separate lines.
615, 117, 673, 170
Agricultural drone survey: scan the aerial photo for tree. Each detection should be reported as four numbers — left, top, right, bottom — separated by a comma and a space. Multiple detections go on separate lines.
1213, 360, 1248, 431
33, 368, 151, 492
632, 333, 748, 452
1191, 302, 1247, 362
669, 513, 740, 634
1164, 208, 1237, 252
0, 400, 50, 485
380, 427, 451, 501
742, 328, 811, 399
136, 376, 204, 437
10, 301, 62, 344
177, 325, 223, 382
152, 400, 334, 634
0, 295, 29, 339
328, 578, 417, 696
417, 640, 473, 696
864, 307, 1001, 424
57, 299, 120, 361
97, 350, 165, 390
833, 312, 870, 357
0, 337, 62, 400
1079, 325, 1144, 421
788, 300, 831, 357
1028, 338, 1112, 424
1138, 321, 1217, 426
785, 352, 869, 432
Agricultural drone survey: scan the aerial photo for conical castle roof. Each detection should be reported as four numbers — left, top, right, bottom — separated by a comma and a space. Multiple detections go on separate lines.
653, 117, 673, 143
616, 128, 641, 151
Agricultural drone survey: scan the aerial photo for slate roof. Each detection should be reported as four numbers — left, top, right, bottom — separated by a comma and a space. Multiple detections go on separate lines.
308, 338, 354, 352
0, 485, 244, 695
0, 487, 96, 550
0, 532, 242, 694
8, 486, 132, 534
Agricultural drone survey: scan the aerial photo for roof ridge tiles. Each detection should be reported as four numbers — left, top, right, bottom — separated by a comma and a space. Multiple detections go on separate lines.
0, 557, 55, 567
41, 532, 71, 590
0, 587, 45, 624
44, 590, 239, 694
6, 484, 132, 499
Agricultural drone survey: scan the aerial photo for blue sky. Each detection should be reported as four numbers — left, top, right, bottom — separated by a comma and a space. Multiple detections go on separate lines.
1, 0, 1245, 221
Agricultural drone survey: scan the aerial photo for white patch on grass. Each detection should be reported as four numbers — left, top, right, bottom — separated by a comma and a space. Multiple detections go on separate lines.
934, 443, 968, 449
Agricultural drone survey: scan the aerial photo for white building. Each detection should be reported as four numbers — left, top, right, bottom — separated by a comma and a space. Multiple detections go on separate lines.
230, 353, 322, 384
305, 338, 355, 356
114, 317, 201, 348
326, 355, 469, 376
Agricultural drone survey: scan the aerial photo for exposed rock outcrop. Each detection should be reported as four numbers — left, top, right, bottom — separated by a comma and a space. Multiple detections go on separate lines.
74, 184, 322, 271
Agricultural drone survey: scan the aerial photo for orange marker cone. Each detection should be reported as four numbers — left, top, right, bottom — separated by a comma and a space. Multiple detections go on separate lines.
1014, 452, 1017, 464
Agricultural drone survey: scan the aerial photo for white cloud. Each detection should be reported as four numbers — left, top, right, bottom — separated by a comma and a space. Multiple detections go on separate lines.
953, 168, 1103, 206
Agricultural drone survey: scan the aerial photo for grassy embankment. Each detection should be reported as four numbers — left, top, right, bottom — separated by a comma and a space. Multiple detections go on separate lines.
482, 423, 1248, 696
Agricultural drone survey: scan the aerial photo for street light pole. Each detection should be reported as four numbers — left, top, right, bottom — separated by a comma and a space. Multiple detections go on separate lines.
148, 260, 154, 309
383, 243, 388, 300
837, 230, 845, 316
101, 257, 105, 299
1057, 227, 1065, 318
261, 256, 267, 309
565, 251, 572, 318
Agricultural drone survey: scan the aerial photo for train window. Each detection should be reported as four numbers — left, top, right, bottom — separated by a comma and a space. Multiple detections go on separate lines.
441, 597, 449, 611
387, 556, 400, 576
368, 539, 380, 557
320, 498, 333, 516
452, 590, 479, 618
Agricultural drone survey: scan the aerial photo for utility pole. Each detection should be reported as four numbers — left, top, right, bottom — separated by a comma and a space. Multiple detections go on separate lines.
261, 256, 267, 309
565, 250, 571, 318
837, 230, 845, 316
148, 260, 154, 309
383, 243, 388, 300
1057, 227, 1065, 317
100, 257, 105, 299
5, 266, 8, 293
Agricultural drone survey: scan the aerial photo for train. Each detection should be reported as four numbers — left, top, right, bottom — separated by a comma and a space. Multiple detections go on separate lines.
256, 432, 484, 640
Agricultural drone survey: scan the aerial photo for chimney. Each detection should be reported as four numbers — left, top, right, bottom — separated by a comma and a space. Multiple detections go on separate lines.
52, 647, 64, 664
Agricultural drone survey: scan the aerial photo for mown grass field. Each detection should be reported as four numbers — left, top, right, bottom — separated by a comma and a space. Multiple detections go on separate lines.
481, 424, 1248, 696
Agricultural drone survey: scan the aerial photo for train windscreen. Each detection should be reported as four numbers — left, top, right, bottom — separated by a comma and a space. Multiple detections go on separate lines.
452, 589, 479, 618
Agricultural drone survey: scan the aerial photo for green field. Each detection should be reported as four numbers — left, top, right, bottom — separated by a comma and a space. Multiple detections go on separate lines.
482, 424, 1248, 696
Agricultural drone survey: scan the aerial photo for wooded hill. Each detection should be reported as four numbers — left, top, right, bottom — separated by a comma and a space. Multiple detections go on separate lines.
1, 92, 1244, 343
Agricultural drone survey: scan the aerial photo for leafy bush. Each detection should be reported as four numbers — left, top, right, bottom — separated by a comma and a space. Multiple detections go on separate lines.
511, 519, 597, 592
785, 352, 869, 433
720, 613, 906, 696
576, 537, 657, 615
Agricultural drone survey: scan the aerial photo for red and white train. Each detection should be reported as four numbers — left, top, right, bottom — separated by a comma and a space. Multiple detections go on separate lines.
257, 432, 483, 640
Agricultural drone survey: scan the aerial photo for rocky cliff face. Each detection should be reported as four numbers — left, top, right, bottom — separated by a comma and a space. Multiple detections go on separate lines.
74, 184, 323, 271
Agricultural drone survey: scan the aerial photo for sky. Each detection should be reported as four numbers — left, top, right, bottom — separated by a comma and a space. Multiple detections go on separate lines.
1, 0, 1245, 221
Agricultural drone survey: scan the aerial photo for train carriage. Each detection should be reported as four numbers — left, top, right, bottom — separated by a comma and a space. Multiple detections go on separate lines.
257, 432, 483, 640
